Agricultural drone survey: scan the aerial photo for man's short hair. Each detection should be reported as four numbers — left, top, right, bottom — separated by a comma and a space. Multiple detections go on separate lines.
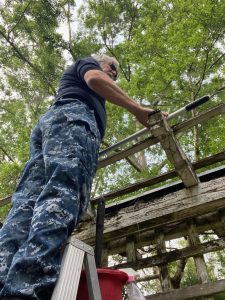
93, 54, 119, 69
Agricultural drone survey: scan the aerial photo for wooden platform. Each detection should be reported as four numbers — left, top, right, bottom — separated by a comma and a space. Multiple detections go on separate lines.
73, 105, 225, 299
73, 170, 225, 299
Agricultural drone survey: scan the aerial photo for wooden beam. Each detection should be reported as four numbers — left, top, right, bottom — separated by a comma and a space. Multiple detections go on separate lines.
145, 279, 225, 300
113, 237, 225, 270
101, 247, 109, 267
98, 102, 225, 169
220, 210, 225, 234
74, 176, 225, 244
125, 236, 136, 263
174, 101, 225, 135
98, 135, 157, 169
101, 140, 146, 172
155, 231, 172, 291
148, 112, 199, 187
187, 221, 209, 284
93, 151, 225, 204
92, 170, 177, 204
102, 215, 223, 256
137, 274, 159, 282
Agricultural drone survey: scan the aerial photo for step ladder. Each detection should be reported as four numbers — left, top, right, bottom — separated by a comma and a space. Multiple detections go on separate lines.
51, 237, 102, 300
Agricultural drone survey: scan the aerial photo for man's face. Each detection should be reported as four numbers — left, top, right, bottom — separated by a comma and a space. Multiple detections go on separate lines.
100, 60, 118, 81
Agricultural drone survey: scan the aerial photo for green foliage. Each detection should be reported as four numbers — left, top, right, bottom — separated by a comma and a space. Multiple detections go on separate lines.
0, 0, 225, 205
0, 0, 225, 295
1, 0, 224, 201
0, 203, 12, 223
79, 0, 225, 195
0, 0, 224, 206
180, 257, 199, 287
214, 292, 225, 300
0, 163, 21, 198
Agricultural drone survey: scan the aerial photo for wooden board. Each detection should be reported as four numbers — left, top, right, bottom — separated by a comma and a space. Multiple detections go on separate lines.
98, 102, 225, 169
74, 176, 225, 244
148, 112, 199, 187
145, 279, 225, 300
113, 237, 225, 270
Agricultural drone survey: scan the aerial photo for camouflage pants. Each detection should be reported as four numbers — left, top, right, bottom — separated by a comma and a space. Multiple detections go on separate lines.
0, 99, 101, 299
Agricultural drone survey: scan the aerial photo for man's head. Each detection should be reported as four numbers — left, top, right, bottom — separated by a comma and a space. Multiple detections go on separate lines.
93, 54, 119, 81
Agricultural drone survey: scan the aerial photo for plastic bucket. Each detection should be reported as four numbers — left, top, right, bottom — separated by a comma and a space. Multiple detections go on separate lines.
77, 268, 128, 300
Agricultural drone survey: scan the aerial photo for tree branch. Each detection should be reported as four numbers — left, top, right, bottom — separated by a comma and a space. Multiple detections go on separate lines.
99, 0, 132, 82
103, 42, 131, 81
194, 50, 209, 99
210, 84, 225, 98
171, 259, 187, 289
209, 52, 225, 70
61, 1, 77, 60
8, 0, 32, 35
0, 105, 15, 116
0, 146, 15, 163
127, 2, 139, 42
0, 29, 57, 95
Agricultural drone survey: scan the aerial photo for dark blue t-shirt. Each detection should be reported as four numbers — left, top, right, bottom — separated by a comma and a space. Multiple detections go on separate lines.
55, 57, 106, 138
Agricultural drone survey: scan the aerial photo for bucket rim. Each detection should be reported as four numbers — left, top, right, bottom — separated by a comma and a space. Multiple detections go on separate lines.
81, 268, 128, 283
96, 268, 128, 283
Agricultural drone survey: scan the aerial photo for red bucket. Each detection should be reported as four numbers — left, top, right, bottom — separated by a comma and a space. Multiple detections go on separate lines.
77, 268, 128, 300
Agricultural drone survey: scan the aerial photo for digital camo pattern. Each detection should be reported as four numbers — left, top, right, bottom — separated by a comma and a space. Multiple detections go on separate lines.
0, 99, 101, 299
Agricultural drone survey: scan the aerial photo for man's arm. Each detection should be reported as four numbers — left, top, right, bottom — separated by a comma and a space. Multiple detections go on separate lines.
84, 69, 156, 128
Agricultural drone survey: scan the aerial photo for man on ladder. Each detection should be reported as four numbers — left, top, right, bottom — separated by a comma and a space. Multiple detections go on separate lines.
0, 54, 168, 300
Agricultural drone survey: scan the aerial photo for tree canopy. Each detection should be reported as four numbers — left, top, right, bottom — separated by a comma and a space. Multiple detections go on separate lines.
0, 0, 225, 295
0, 0, 225, 204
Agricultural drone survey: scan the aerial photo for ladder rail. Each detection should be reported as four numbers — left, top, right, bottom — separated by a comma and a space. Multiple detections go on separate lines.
51, 239, 102, 300
84, 253, 102, 300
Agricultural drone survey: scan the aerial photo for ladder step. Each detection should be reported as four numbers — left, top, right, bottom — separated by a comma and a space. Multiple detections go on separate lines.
51, 238, 102, 300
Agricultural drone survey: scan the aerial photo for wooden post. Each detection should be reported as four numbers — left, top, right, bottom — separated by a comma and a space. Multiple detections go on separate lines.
187, 221, 214, 300
213, 210, 225, 237
126, 237, 137, 263
220, 210, 225, 235
101, 246, 109, 267
148, 112, 199, 187
155, 230, 172, 292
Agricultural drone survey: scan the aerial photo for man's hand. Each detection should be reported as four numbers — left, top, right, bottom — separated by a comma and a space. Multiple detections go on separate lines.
133, 107, 155, 128
133, 107, 169, 128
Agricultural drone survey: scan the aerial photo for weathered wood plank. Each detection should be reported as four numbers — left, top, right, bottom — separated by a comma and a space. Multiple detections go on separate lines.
2, 145, 225, 212
75, 176, 225, 243
137, 274, 160, 282
92, 170, 176, 204
145, 279, 225, 300
148, 112, 199, 187
220, 211, 225, 235
102, 215, 223, 255
98, 102, 225, 169
174, 101, 225, 136
113, 238, 225, 270
93, 150, 225, 204
101, 247, 109, 267
187, 222, 209, 284
155, 231, 172, 292
98, 135, 157, 169
188, 222, 214, 300
126, 237, 136, 263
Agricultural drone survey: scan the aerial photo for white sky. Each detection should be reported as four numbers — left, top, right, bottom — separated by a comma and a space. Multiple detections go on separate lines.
57, 0, 83, 41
